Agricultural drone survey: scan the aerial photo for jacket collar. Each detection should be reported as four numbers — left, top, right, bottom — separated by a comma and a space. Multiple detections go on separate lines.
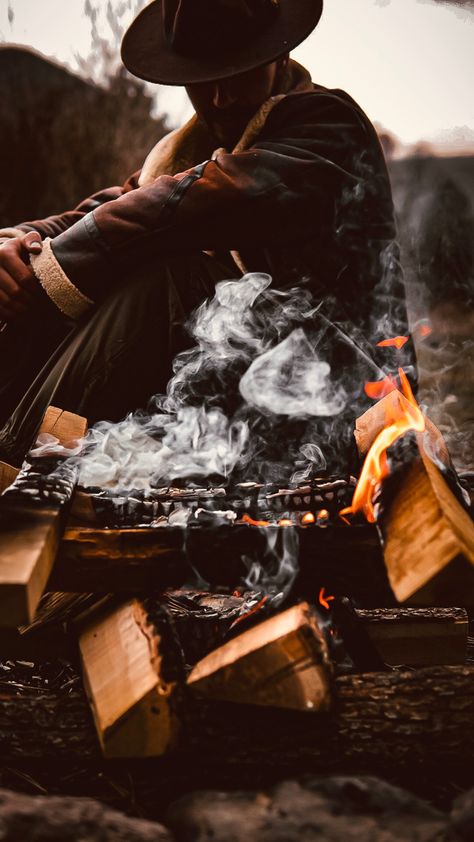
138, 60, 313, 187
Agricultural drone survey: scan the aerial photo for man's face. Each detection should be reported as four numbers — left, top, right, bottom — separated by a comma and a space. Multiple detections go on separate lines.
186, 59, 285, 148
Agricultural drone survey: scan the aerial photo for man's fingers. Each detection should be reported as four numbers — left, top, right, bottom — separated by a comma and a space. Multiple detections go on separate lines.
0, 244, 38, 292
21, 232, 43, 254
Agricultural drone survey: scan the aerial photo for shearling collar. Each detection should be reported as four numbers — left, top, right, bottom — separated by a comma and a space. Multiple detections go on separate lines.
138, 60, 313, 187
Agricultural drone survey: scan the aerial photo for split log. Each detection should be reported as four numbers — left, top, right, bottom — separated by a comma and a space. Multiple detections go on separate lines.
187, 602, 332, 711
0, 408, 87, 627
355, 391, 474, 605
79, 599, 181, 758
1, 659, 473, 778
357, 606, 468, 666
80, 600, 330, 756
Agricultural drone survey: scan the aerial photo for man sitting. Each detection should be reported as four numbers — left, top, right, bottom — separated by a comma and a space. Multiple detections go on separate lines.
0, 0, 414, 464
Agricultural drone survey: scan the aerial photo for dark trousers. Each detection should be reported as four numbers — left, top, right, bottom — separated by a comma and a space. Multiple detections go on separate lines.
0, 253, 229, 466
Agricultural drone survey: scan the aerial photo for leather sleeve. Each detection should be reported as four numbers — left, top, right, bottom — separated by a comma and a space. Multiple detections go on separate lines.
49, 92, 392, 303
8, 171, 141, 240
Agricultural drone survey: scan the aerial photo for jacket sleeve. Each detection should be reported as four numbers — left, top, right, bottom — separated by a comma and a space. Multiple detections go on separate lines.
30, 92, 392, 318
0, 172, 141, 241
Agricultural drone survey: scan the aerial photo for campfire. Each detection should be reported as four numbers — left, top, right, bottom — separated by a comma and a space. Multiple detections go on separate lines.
0, 277, 473, 780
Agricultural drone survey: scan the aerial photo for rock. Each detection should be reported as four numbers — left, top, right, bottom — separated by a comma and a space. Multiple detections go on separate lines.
166, 775, 447, 842
450, 787, 474, 840
0, 787, 171, 841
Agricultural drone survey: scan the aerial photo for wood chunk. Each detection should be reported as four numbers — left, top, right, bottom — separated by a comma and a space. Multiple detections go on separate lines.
79, 599, 179, 758
187, 602, 332, 712
354, 390, 450, 468
357, 606, 468, 666
0, 504, 61, 627
39, 406, 87, 445
383, 448, 474, 604
0, 407, 86, 627
355, 393, 474, 605
0, 461, 19, 495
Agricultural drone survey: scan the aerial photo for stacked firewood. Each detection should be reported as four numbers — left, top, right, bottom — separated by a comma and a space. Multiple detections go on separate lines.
0, 396, 473, 767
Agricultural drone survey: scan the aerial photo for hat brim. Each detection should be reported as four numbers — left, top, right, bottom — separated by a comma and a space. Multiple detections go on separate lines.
121, 0, 323, 85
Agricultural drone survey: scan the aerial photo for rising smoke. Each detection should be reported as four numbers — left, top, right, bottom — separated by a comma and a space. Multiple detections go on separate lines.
76, 272, 385, 494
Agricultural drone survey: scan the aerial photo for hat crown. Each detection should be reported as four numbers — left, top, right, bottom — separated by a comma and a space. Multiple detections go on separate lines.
163, 0, 280, 57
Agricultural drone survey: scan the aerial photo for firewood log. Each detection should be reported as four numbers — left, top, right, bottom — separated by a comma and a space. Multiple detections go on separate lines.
0, 406, 87, 495
187, 602, 332, 712
79, 600, 330, 758
1, 659, 473, 779
50, 523, 389, 607
357, 606, 468, 666
355, 392, 474, 605
0, 408, 87, 627
79, 599, 181, 758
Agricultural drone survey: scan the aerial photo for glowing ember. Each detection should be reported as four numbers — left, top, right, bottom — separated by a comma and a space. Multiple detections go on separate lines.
418, 324, 432, 338
242, 514, 271, 527
319, 587, 335, 610
278, 518, 294, 527
376, 336, 409, 350
301, 512, 315, 525
341, 367, 425, 523
230, 595, 269, 630
364, 375, 397, 400
316, 509, 329, 524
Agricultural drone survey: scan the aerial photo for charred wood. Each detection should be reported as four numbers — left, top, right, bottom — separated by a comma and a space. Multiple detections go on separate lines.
51, 523, 392, 607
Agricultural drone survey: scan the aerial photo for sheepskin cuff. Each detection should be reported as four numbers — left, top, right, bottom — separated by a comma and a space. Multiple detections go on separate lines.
30, 238, 94, 320
0, 227, 26, 239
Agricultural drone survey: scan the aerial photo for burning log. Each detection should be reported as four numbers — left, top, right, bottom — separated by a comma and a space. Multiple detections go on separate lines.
354, 390, 474, 605
187, 602, 332, 711
78, 599, 181, 758
0, 408, 87, 627
49, 523, 390, 606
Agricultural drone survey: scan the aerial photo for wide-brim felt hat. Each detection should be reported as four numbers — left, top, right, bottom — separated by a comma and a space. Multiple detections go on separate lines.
121, 0, 323, 86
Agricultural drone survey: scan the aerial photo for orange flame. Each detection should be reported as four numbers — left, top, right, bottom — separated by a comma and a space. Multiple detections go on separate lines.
319, 587, 335, 610
278, 517, 294, 527
316, 509, 329, 522
230, 595, 269, 630
340, 368, 425, 523
242, 514, 270, 527
301, 512, 315, 525
364, 374, 397, 400
376, 336, 408, 350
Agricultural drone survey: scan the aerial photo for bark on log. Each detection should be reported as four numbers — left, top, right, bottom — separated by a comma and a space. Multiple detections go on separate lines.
1, 661, 473, 775
358, 606, 468, 666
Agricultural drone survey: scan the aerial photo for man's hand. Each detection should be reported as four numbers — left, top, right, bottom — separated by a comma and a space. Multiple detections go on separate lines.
0, 232, 42, 321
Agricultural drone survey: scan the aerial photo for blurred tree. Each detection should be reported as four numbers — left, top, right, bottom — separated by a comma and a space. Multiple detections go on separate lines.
0, 1, 168, 227
418, 177, 474, 308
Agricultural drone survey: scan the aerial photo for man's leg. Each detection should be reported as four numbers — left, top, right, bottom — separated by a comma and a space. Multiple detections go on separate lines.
0, 253, 230, 465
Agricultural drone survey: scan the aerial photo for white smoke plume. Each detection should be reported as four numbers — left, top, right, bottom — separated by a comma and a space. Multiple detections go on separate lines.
239, 328, 347, 417
77, 272, 362, 493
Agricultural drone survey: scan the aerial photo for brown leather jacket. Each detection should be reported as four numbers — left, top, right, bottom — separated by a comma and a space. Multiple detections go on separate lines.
7, 62, 414, 375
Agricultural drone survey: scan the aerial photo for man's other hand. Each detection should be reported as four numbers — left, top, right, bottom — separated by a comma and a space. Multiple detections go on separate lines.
0, 233, 42, 321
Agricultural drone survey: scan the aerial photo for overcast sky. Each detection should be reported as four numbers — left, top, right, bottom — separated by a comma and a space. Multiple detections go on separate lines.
1, 0, 473, 152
